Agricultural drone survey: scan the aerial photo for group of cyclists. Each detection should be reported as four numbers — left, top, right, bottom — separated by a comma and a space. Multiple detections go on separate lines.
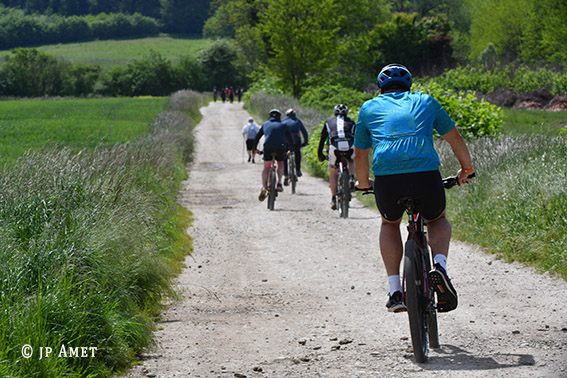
245, 63, 475, 314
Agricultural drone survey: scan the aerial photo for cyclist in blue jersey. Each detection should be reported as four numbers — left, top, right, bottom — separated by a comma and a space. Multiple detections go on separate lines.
282, 108, 309, 184
354, 64, 475, 313
253, 109, 294, 201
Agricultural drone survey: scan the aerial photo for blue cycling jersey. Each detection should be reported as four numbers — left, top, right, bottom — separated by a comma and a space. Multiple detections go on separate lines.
282, 116, 308, 146
354, 91, 455, 176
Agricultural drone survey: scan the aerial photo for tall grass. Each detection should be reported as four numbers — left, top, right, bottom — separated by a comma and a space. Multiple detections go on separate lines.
438, 135, 567, 278
0, 90, 203, 376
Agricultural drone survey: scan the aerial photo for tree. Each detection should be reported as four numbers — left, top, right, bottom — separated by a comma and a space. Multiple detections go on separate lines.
258, 0, 340, 98
197, 38, 240, 89
160, 0, 211, 34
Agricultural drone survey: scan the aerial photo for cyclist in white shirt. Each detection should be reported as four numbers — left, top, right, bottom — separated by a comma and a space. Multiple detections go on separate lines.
242, 117, 260, 163
317, 104, 356, 210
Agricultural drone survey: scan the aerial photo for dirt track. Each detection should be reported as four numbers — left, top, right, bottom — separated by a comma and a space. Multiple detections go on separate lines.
126, 101, 567, 378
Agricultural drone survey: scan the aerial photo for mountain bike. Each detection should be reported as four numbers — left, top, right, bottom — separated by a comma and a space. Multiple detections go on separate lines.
287, 150, 297, 194
267, 152, 279, 210
332, 150, 353, 218
401, 173, 475, 363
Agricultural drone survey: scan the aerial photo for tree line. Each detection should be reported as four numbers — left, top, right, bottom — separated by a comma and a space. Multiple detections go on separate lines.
0, 0, 211, 44
0, 40, 244, 97
204, 0, 567, 98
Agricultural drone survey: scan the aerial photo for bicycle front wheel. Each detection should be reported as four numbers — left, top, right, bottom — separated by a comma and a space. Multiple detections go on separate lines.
267, 168, 277, 210
404, 239, 428, 363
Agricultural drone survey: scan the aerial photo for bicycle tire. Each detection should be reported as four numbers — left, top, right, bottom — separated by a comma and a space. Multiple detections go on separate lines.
340, 168, 350, 218
289, 155, 297, 194
404, 239, 428, 363
267, 167, 276, 210
337, 171, 346, 218
421, 240, 440, 349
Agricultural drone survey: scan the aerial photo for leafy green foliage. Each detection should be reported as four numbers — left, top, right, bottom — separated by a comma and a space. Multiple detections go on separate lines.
259, 0, 340, 98
368, 13, 455, 77
197, 39, 243, 89
0, 48, 100, 96
414, 81, 503, 138
0, 8, 159, 50
428, 65, 567, 96
300, 84, 373, 115
467, 0, 567, 66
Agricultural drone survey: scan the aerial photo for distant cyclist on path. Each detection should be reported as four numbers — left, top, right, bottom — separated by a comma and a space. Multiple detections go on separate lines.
253, 109, 293, 201
317, 104, 356, 210
354, 64, 475, 313
282, 108, 309, 185
242, 117, 260, 163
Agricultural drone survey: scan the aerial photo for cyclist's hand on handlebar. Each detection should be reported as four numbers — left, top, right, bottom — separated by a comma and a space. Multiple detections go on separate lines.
457, 167, 475, 186
317, 153, 326, 162
355, 178, 374, 192
286, 150, 292, 156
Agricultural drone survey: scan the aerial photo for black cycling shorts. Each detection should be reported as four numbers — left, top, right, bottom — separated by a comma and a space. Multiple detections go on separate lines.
246, 139, 255, 151
263, 149, 285, 162
373, 170, 446, 221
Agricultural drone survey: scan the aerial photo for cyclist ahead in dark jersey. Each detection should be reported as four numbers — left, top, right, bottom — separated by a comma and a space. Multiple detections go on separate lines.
355, 64, 475, 313
317, 104, 356, 210
253, 109, 293, 201
282, 108, 309, 184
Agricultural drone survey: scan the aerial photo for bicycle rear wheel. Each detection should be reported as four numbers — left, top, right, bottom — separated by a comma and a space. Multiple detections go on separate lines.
340, 169, 350, 218
404, 239, 428, 363
267, 167, 276, 210
337, 171, 347, 218
288, 155, 297, 194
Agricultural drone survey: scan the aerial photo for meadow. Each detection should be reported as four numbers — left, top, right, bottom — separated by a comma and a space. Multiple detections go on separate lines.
0, 36, 213, 71
0, 91, 202, 377
0, 97, 167, 163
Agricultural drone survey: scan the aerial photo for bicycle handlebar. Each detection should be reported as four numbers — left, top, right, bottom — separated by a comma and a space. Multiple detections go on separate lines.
442, 172, 476, 189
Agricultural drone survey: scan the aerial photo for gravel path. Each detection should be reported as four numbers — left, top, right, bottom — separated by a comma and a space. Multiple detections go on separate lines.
125, 101, 567, 378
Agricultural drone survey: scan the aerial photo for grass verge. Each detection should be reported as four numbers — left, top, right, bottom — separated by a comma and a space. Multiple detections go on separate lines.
0, 90, 203, 376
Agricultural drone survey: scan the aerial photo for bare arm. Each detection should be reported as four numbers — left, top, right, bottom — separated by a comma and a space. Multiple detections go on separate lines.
441, 127, 474, 185
354, 147, 372, 189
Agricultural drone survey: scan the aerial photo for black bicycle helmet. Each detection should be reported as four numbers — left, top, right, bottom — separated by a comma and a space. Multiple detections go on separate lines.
377, 63, 412, 90
285, 108, 296, 117
269, 109, 281, 120
334, 104, 348, 116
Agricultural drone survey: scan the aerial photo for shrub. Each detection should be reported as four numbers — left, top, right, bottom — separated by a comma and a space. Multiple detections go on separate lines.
414, 81, 504, 138
0, 48, 69, 97
300, 84, 373, 115
101, 51, 175, 96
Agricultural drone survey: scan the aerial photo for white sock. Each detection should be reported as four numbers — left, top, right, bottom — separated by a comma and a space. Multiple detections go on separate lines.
434, 254, 448, 272
388, 275, 402, 295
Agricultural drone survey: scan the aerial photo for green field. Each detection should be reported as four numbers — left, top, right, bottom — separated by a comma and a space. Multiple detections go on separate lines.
501, 108, 567, 135
0, 97, 167, 163
1, 36, 213, 70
